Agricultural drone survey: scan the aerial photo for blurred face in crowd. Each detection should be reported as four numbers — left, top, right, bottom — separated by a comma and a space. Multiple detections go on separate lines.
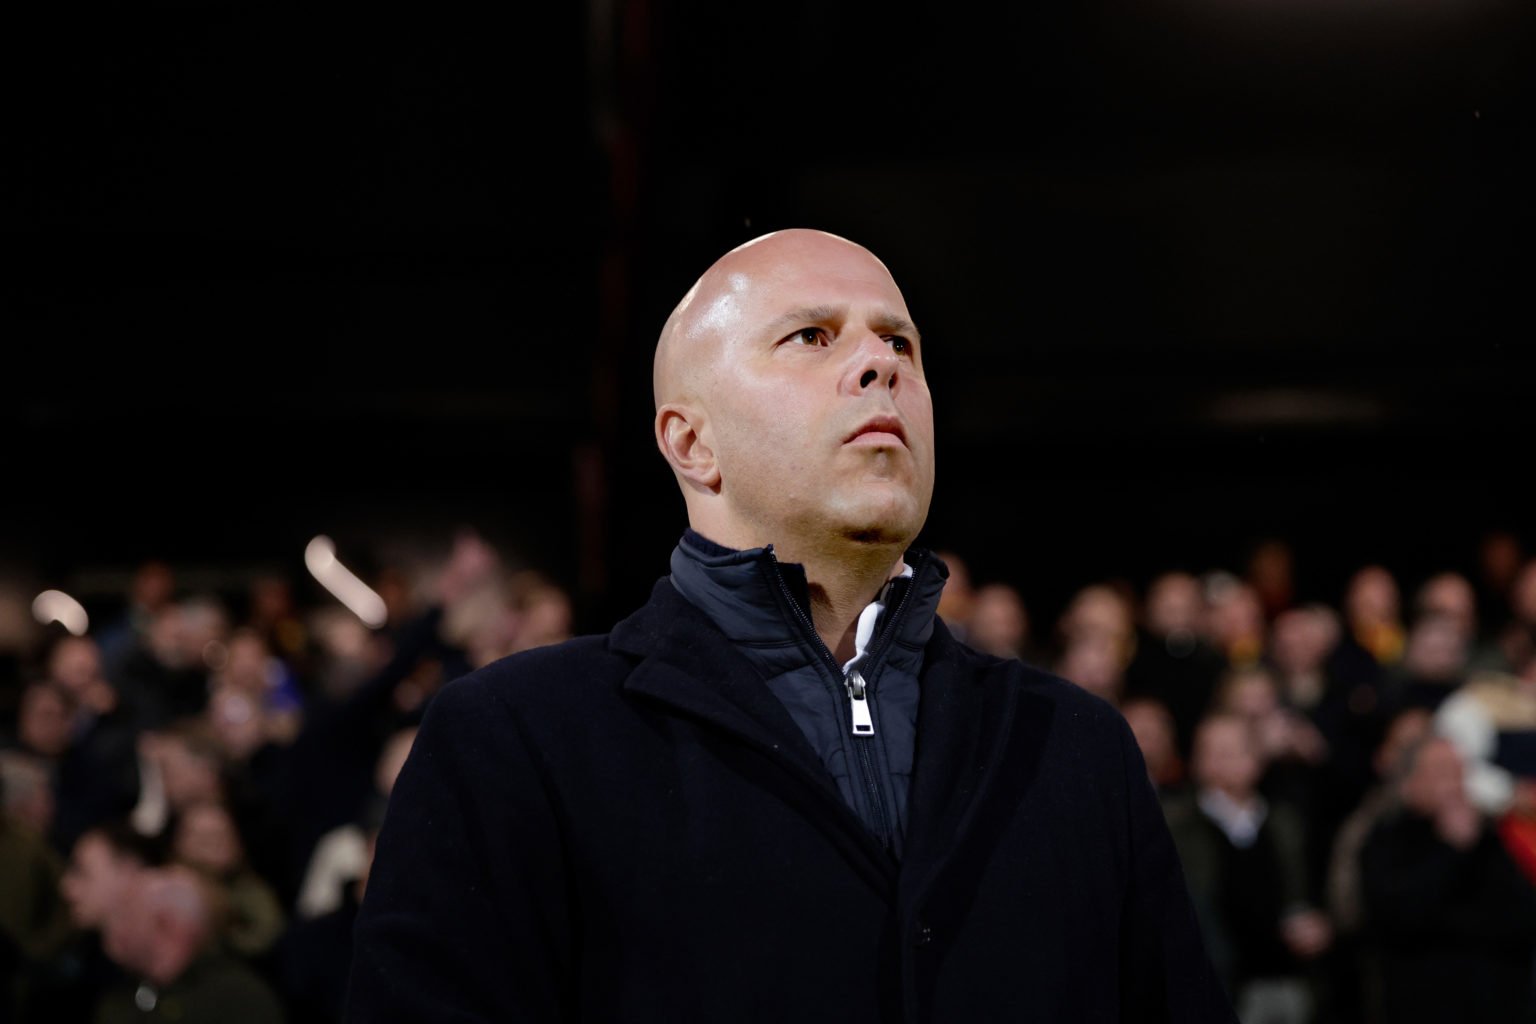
102, 868, 215, 986
1221, 668, 1279, 720
653, 229, 934, 558
1399, 738, 1467, 817
62, 832, 143, 929
0, 752, 55, 835
208, 687, 265, 762
1205, 580, 1265, 653
222, 629, 272, 693
968, 584, 1028, 658
1123, 699, 1180, 786
935, 551, 974, 626
1192, 716, 1261, 798
1061, 585, 1133, 650
1145, 572, 1203, 639
155, 733, 223, 810
1514, 560, 1536, 626
1481, 532, 1524, 595
18, 684, 73, 757
131, 561, 175, 612
1058, 639, 1123, 704
1404, 615, 1468, 681
47, 636, 105, 701
1346, 566, 1400, 628
1270, 606, 1338, 675
1416, 573, 1477, 642
174, 802, 243, 876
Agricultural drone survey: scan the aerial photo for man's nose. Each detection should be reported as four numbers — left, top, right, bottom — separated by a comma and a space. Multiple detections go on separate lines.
847, 332, 900, 392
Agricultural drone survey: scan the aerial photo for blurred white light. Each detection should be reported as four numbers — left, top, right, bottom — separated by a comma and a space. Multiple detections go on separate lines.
305, 536, 388, 629
32, 590, 89, 636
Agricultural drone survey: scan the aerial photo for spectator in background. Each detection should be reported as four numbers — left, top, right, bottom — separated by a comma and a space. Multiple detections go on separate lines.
245, 574, 308, 671
172, 801, 285, 962
1204, 574, 1267, 670
97, 866, 283, 1024
1123, 697, 1184, 794
115, 597, 225, 731
1269, 605, 1385, 880
0, 753, 55, 840
1247, 539, 1296, 621
279, 829, 377, 1024
8, 683, 73, 765
1322, 706, 1434, 1024
1056, 583, 1136, 704
0, 757, 71, 1021
1341, 566, 1405, 672
1165, 714, 1331, 1024
1476, 531, 1524, 638
45, 823, 158, 1023
965, 583, 1030, 662
1327, 708, 1434, 936
131, 722, 225, 841
1125, 571, 1225, 758
1500, 558, 1536, 678
506, 572, 573, 656
933, 549, 975, 641
96, 561, 176, 689
1389, 612, 1471, 712
41, 636, 140, 854
1359, 735, 1536, 1024
295, 727, 415, 922
1433, 670, 1536, 825
216, 629, 302, 746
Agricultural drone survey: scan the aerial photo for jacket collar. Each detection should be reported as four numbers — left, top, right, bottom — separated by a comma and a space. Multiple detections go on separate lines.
609, 544, 1038, 905
665, 528, 941, 682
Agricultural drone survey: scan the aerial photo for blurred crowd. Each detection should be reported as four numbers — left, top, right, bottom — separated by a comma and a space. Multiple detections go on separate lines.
939, 530, 1536, 1024
2, 528, 1535, 1023
0, 533, 572, 1023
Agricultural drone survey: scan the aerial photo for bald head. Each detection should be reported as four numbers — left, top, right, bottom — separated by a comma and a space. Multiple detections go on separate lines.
649, 228, 934, 558
653, 229, 902, 409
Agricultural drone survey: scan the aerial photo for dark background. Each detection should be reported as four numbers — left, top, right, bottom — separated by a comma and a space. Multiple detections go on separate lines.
7, 1, 1534, 629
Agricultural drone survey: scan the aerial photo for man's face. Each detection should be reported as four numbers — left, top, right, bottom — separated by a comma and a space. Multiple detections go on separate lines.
696, 235, 936, 549
62, 833, 137, 930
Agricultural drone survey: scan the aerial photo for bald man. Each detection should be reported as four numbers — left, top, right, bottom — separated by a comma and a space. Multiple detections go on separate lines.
349, 230, 1233, 1022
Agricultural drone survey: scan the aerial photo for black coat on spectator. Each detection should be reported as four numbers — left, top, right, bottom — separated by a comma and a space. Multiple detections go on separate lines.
1361, 809, 1536, 1024
348, 578, 1234, 1023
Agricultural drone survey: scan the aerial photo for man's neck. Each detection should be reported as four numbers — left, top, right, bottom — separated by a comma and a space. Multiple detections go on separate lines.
778, 542, 908, 665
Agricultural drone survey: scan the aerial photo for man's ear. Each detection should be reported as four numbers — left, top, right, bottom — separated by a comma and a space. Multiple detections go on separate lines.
655, 404, 721, 491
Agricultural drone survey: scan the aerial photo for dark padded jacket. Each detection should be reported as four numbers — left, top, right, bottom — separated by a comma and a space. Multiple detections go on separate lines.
667, 530, 946, 857
347, 572, 1235, 1023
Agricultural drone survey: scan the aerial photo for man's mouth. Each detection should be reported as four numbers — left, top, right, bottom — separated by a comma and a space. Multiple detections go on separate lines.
845, 416, 907, 447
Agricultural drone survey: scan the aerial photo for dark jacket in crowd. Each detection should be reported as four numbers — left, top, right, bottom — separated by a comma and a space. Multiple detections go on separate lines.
348, 568, 1234, 1023
1361, 808, 1536, 1024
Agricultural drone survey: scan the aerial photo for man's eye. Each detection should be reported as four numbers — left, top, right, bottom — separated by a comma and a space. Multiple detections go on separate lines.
887, 335, 912, 355
792, 328, 829, 346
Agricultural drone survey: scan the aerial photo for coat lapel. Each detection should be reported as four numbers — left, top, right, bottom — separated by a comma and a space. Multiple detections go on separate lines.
613, 580, 900, 892
900, 622, 1056, 912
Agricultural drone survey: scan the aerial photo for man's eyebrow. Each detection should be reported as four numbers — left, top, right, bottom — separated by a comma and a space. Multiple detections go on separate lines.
869, 311, 922, 345
762, 305, 847, 337
762, 305, 922, 344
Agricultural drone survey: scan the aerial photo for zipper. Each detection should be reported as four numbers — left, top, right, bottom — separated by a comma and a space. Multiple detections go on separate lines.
765, 549, 927, 850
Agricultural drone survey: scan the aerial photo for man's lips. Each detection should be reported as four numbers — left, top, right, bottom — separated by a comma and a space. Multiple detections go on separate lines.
845, 416, 907, 447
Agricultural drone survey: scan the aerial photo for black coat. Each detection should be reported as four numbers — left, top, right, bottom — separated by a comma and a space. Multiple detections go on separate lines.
347, 578, 1234, 1023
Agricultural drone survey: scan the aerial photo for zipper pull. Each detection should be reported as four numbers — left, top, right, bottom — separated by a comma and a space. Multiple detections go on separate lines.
846, 667, 875, 737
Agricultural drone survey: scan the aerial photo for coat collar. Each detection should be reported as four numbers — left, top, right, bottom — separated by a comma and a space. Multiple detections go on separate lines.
611, 578, 900, 890
610, 567, 1041, 906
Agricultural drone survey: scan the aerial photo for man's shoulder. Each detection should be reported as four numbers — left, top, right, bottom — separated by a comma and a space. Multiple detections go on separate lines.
429, 632, 633, 721
945, 638, 1128, 735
